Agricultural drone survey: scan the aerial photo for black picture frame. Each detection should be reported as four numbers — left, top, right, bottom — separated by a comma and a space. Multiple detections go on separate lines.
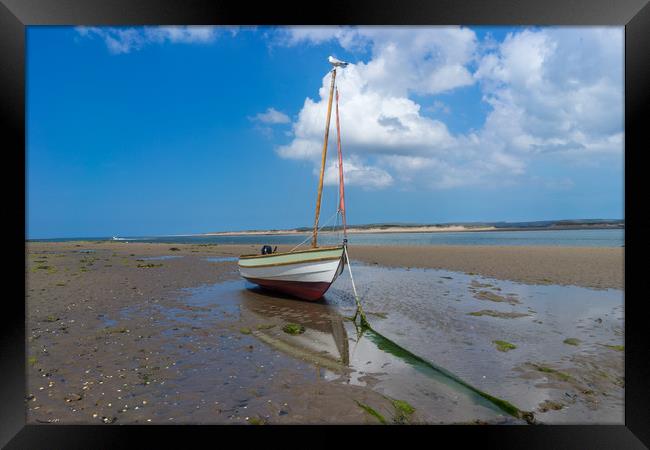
2, 0, 647, 447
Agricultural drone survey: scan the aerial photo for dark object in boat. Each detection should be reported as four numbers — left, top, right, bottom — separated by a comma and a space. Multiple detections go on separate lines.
261, 245, 273, 255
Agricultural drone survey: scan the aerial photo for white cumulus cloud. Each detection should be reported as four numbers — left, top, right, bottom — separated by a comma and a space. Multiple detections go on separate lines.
322, 157, 394, 189
475, 28, 623, 157
251, 108, 291, 124
273, 26, 623, 190
75, 26, 225, 54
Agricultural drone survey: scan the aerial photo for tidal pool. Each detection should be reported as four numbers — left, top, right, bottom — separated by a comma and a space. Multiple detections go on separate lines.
205, 257, 238, 263
140, 255, 184, 261
325, 262, 624, 424
139, 261, 623, 424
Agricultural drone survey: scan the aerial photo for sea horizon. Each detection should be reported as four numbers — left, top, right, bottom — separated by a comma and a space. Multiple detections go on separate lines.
26, 218, 624, 241
28, 227, 624, 248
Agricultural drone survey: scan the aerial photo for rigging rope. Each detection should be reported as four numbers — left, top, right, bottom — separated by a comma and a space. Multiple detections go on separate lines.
335, 87, 347, 239
289, 210, 339, 252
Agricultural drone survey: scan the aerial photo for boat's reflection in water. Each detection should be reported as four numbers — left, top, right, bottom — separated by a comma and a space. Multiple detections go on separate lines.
239, 283, 527, 424
240, 285, 350, 372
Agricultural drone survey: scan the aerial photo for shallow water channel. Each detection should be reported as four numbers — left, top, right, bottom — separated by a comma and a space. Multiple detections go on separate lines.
326, 263, 624, 424
130, 260, 624, 424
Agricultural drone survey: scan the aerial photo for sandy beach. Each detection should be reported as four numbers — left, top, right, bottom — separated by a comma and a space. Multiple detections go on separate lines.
25, 241, 624, 425
203, 225, 497, 236
347, 245, 623, 290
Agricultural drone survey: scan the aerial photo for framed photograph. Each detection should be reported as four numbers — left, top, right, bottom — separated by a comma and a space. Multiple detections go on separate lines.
2, 0, 648, 447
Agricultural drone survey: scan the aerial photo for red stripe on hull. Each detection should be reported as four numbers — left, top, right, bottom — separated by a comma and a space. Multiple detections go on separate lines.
244, 277, 333, 301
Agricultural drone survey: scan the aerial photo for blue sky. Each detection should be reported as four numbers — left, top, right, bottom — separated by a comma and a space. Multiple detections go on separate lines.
27, 26, 624, 238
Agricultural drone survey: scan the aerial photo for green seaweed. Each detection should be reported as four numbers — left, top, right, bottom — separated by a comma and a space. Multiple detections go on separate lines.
474, 290, 519, 304
343, 289, 533, 423
603, 344, 624, 352
282, 323, 305, 335
349, 308, 371, 329
359, 325, 533, 423
137, 263, 163, 268
563, 338, 581, 346
493, 340, 517, 352
105, 327, 129, 334
392, 399, 415, 424
531, 364, 573, 382
239, 327, 252, 335
467, 310, 529, 319
355, 400, 387, 424
538, 400, 563, 412
247, 416, 266, 425
392, 399, 415, 415
28, 356, 38, 366
138, 372, 152, 384
256, 323, 276, 330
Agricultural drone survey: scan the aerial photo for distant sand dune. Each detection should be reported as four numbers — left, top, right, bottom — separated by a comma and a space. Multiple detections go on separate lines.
202, 225, 497, 236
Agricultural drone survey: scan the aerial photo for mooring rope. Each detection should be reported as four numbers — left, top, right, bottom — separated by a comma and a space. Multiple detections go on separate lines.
342, 245, 535, 424
343, 244, 369, 328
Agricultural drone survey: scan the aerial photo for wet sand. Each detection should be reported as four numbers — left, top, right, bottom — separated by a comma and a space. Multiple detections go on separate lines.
347, 245, 623, 290
25, 241, 623, 425
25, 242, 408, 424
30, 241, 622, 289
327, 264, 623, 424
120, 242, 623, 289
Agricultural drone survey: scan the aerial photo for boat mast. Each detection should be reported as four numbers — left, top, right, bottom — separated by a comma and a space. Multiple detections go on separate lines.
335, 87, 347, 240
311, 67, 337, 248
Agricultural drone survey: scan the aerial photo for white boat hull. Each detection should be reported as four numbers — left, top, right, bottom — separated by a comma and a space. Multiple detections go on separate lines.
239, 258, 343, 283
238, 246, 345, 300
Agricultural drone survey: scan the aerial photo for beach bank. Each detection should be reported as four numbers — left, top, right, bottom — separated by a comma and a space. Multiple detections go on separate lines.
29, 241, 623, 289
347, 245, 623, 290
26, 241, 399, 424
25, 241, 624, 425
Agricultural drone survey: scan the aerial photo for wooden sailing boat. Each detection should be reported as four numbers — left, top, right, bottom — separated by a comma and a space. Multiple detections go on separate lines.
238, 57, 350, 301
